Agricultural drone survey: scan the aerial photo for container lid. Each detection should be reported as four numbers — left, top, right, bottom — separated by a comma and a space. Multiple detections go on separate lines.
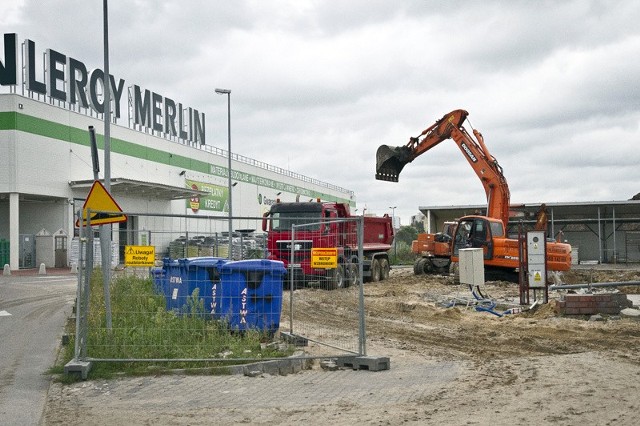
180, 257, 229, 268
162, 257, 180, 266
220, 259, 286, 274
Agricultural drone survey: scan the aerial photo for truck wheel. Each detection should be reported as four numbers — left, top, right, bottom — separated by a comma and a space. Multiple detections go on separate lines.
347, 263, 359, 287
326, 265, 345, 290
335, 265, 346, 289
371, 259, 381, 282
423, 259, 434, 273
380, 258, 390, 280
413, 258, 427, 275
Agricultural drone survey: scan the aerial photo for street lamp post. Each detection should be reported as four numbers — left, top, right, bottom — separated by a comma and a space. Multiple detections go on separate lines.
215, 88, 232, 259
389, 206, 397, 259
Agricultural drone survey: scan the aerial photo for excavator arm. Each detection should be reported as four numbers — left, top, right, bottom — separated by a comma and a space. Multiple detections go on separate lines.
376, 109, 511, 225
376, 110, 468, 182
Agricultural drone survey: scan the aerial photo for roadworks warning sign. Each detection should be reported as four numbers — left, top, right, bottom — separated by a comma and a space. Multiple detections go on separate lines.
75, 180, 127, 227
124, 245, 155, 267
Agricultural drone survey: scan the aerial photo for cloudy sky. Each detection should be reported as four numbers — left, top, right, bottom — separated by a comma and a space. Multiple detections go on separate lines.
4, 0, 640, 225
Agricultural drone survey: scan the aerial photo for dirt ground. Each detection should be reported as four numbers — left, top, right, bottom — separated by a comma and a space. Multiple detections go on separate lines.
362, 266, 640, 362
43, 266, 640, 425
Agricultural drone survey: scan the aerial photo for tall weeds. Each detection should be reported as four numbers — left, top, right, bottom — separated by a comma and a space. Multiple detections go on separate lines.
65, 269, 291, 377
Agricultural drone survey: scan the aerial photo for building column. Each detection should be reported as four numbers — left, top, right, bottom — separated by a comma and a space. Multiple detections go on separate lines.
597, 207, 603, 264
9, 193, 19, 270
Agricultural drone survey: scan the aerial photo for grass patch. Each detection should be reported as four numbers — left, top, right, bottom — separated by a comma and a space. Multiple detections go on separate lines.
60, 269, 293, 380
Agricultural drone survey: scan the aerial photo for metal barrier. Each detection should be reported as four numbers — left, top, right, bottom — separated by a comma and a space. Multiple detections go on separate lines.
68, 212, 369, 373
281, 219, 366, 357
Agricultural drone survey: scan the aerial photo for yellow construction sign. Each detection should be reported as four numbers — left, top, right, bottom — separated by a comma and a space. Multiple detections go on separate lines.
124, 245, 155, 267
75, 180, 127, 227
311, 248, 338, 269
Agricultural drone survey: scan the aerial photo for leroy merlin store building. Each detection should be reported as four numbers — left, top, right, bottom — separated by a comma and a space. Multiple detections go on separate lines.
0, 33, 354, 271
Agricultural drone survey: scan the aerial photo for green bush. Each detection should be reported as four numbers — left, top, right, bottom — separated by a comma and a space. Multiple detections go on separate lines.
389, 241, 414, 265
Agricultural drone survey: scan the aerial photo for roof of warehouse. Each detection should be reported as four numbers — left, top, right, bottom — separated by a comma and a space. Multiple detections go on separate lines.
419, 200, 640, 221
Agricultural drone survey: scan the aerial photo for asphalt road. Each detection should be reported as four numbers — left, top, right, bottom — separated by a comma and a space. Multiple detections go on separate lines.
0, 272, 76, 426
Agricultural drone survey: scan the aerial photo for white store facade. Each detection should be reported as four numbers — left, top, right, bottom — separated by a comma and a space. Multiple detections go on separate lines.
0, 33, 354, 270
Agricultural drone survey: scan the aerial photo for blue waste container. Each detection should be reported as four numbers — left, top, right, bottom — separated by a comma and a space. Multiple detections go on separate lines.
183, 257, 228, 316
218, 259, 286, 334
155, 257, 228, 315
150, 266, 166, 295
159, 257, 182, 311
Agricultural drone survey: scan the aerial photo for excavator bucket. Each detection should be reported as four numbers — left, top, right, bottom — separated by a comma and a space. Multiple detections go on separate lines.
376, 145, 412, 182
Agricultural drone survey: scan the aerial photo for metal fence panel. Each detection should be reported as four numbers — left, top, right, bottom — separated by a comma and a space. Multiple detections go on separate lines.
73, 212, 373, 366
626, 232, 640, 263
280, 218, 365, 357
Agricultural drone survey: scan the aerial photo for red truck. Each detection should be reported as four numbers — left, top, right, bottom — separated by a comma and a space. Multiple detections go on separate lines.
262, 199, 394, 289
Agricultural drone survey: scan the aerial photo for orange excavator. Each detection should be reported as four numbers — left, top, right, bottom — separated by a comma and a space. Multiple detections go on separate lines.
376, 109, 572, 281
410, 221, 456, 276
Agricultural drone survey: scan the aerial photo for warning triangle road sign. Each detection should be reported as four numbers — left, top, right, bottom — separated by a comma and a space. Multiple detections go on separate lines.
75, 180, 127, 227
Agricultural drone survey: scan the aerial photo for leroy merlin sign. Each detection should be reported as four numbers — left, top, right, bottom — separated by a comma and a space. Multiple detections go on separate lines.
0, 33, 205, 145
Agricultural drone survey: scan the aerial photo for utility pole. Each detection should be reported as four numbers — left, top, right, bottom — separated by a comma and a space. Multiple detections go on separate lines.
215, 88, 232, 259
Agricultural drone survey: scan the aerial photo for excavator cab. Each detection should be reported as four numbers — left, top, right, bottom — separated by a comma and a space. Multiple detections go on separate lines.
452, 216, 499, 260
375, 145, 412, 182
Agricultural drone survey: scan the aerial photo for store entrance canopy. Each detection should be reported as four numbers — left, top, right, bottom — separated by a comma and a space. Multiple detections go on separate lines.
69, 178, 208, 200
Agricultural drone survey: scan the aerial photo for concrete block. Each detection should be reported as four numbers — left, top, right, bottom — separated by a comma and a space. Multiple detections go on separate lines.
276, 360, 293, 376
353, 356, 391, 371
280, 332, 308, 347
291, 359, 304, 374
261, 360, 281, 376
320, 359, 339, 371
228, 365, 245, 375
244, 369, 262, 377
621, 308, 640, 318
336, 355, 391, 371
64, 359, 92, 380
335, 356, 357, 369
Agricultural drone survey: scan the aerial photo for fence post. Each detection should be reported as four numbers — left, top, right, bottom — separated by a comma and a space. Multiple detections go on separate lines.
73, 210, 83, 360
288, 224, 297, 334
358, 216, 366, 356
81, 212, 94, 360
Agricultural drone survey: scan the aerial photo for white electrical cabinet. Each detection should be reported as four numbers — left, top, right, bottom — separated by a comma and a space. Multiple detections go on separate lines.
527, 231, 547, 288
459, 248, 484, 286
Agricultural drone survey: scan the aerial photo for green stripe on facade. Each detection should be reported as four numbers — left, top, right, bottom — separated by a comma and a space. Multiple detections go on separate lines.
0, 111, 352, 204
0, 111, 17, 130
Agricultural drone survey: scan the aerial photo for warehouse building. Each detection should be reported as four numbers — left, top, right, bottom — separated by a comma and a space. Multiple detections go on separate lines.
419, 200, 640, 265
0, 33, 353, 270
